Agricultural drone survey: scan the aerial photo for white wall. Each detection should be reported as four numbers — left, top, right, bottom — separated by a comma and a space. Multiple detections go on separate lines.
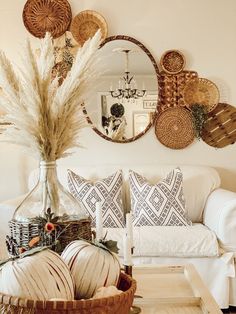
0, 0, 236, 201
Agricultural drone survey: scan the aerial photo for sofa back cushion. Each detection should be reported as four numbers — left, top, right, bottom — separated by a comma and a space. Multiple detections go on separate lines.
129, 168, 192, 226
67, 169, 125, 228
28, 164, 220, 223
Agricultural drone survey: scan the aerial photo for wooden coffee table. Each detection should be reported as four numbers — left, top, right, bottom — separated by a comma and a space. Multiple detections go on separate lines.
132, 264, 223, 314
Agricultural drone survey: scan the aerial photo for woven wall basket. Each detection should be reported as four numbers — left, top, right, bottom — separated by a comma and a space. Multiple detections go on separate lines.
202, 102, 236, 148
183, 78, 220, 112
155, 107, 195, 149
22, 0, 72, 38
0, 273, 136, 314
70, 10, 108, 46
160, 50, 186, 74
158, 70, 198, 110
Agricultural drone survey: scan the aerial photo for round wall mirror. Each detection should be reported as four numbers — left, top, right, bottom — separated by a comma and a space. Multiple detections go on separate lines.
84, 35, 160, 143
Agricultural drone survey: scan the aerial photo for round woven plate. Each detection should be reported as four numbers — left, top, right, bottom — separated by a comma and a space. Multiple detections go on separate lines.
22, 0, 72, 38
202, 103, 236, 148
70, 10, 108, 46
155, 107, 195, 149
160, 50, 186, 74
183, 78, 220, 112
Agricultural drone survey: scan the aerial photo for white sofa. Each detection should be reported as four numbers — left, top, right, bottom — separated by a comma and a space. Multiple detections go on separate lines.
0, 164, 236, 309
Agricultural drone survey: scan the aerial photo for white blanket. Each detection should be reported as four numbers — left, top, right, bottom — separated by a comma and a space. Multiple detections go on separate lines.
106, 223, 219, 257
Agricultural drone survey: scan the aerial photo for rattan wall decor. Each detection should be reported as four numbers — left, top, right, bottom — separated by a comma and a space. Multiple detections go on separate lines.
183, 78, 220, 112
22, 0, 72, 38
158, 70, 198, 111
160, 50, 186, 74
201, 103, 236, 148
155, 107, 195, 149
70, 10, 108, 46
155, 49, 236, 150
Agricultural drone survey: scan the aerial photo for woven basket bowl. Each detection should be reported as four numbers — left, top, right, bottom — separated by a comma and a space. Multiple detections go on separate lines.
70, 10, 108, 46
160, 50, 186, 74
22, 0, 72, 38
0, 273, 136, 314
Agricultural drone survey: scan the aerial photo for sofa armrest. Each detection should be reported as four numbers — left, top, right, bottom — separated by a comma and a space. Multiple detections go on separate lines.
203, 188, 236, 252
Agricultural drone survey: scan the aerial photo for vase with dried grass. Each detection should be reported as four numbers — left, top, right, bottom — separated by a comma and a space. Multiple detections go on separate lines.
0, 31, 102, 255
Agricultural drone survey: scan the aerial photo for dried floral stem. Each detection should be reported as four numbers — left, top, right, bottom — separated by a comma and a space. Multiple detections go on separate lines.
0, 31, 101, 161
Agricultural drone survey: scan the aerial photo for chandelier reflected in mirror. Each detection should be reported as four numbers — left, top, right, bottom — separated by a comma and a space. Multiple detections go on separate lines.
109, 49, 146, 101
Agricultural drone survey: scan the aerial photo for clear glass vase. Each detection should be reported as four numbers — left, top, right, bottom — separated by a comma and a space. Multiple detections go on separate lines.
7, 161, 90, 256
13, 160, 87, 222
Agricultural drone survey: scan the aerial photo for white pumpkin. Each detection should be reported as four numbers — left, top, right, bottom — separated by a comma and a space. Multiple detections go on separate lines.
0, 249, 74, 300
61, 240, 121, 299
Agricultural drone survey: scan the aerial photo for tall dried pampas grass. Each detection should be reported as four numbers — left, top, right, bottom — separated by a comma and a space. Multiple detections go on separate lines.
0, 31, 101, 161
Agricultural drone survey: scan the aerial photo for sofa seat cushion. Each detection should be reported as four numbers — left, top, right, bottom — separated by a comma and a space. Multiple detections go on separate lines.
106, 223, 219, 257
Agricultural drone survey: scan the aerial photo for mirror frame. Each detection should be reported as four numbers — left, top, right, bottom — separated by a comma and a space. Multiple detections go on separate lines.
84, 35, 160, 143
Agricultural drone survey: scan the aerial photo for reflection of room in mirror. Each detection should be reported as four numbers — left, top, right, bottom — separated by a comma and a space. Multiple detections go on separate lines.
133, 111, 153, 136
98, 92, 157, 139
84, 37, 159, 142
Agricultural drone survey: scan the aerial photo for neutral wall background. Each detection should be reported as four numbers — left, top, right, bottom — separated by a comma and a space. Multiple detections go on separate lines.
0, 0, 236, 201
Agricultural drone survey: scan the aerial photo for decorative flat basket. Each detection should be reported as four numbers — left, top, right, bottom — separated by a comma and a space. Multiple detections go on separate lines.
183, 78, 220, 112
160, 50, 186, 74
155, 107, 195, 149
202, 102, 236, 148
0, 272, 136, 314
8, 218, 92, 256
70, 10, 108, 46
22, 0, 72, 38
158, 70, 198, 110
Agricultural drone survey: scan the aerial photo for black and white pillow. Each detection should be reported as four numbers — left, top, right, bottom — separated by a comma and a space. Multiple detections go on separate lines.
68, 170, 124, 228
129, 168, 192, 226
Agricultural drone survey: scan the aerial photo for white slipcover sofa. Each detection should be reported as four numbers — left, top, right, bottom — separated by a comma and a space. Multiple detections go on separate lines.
0, 164, 235, 309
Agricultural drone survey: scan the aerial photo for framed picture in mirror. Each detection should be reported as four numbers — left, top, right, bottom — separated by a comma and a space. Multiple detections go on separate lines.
143, 96, 158, 110
133, 111, 153, 136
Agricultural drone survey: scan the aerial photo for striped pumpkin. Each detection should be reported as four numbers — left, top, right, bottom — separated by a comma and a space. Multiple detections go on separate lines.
61, 240, 121, 299
0, 249, 74, 300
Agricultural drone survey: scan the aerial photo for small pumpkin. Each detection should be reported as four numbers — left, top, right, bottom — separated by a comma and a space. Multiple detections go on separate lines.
0, 249, 74, 300
61, 240, 121, 299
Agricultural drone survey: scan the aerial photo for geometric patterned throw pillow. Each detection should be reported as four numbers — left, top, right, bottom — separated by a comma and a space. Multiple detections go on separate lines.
67, 170, 124, 228
129, 168, 192, 226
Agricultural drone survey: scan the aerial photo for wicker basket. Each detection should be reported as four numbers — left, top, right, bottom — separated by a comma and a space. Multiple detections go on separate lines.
0, 273, 136, 314
202, 102, 236, 148
160, 50, 186, 74
183, 78, 220, 112
155, 107, 195, 149
8, 219, 92, 255
22, 0, 72, 38
70, 10, 108, 46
